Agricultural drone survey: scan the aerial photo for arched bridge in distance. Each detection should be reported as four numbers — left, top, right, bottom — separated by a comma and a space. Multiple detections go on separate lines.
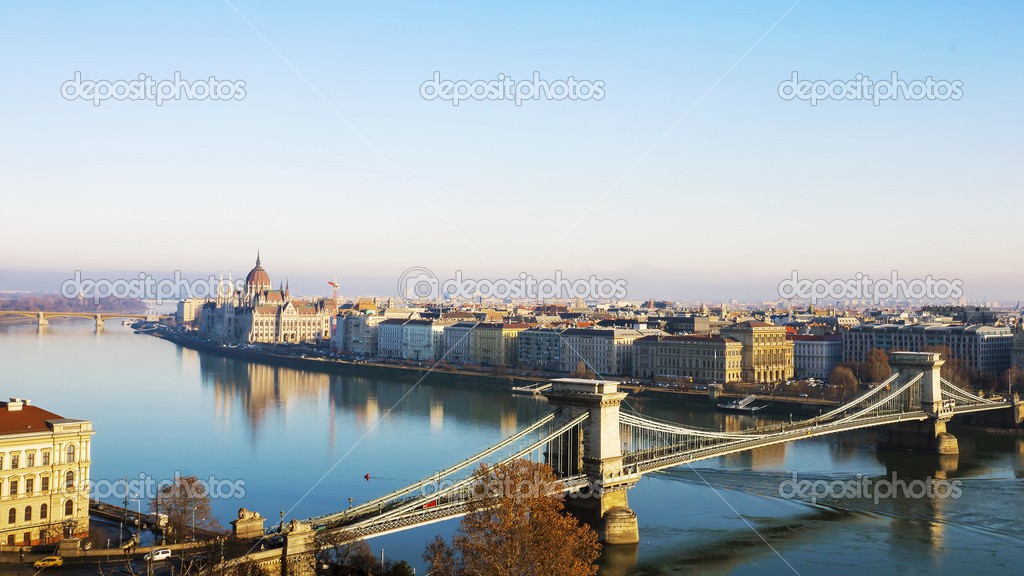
231, 351, 1017, 573
0, 310, 168, 328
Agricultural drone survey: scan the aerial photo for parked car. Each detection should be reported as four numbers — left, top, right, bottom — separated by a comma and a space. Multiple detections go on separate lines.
34, 556, 64, 569
144, 548, 172, 562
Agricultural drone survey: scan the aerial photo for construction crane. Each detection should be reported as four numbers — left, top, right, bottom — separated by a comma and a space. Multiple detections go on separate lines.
327, 278, 340, 302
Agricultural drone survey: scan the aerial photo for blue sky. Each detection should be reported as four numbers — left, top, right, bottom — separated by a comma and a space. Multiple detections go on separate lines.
1, 1, 1021, 301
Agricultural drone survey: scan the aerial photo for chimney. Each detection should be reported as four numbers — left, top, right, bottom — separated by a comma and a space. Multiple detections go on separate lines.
5, 398, 24, 411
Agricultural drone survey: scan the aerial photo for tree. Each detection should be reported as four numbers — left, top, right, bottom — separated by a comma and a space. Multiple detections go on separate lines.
423, 536, 461, 576
1002, 367, 1024, 396
865, 349, 891, 383
922, 345, 974, 389
150, 475, 223, 543
569, 361, 596, 379
425, 460, 600, 576
309, 528, 376, 575
387, 561, 416, 576
829, 366, 858, 401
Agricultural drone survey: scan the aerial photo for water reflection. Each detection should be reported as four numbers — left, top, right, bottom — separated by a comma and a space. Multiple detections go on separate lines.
183, 343, 543, 445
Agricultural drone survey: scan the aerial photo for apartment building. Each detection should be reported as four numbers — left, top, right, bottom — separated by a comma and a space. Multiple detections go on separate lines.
470, 323, 530, 367
558, 328, 664, 376
517, 327, 566, 372
633, 335, 742, 383
342, 314, 387, 356
844, 324, 1014, 374
790, 334, 843, 379
439, 322, 477, 364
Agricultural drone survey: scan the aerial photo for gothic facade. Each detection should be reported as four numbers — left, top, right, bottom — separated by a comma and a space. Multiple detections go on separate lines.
199, 255, 336, 344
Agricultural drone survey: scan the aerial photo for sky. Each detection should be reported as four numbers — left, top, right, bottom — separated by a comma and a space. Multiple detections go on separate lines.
1, 1, 1021, 302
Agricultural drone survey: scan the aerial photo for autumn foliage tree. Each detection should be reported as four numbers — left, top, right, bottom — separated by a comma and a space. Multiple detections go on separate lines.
829, 366, 858, 401
922, 345, 974, 388
570, 361, 596, 379
865, 348, 891, 383
149, 475, 223, 543
424, 460, 600, 576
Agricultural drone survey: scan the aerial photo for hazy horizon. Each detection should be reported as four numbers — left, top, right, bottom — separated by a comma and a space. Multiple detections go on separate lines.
2, 1, 1021, 303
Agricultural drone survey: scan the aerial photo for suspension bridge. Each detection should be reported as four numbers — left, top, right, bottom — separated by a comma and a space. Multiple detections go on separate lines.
233, 351, 1014, 571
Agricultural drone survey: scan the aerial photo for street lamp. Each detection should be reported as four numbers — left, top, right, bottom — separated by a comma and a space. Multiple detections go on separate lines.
129, 494, 141, 543
191, 506, 199, 541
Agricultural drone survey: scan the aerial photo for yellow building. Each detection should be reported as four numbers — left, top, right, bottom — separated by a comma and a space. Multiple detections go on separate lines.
0, 398, 93, 546
719, 321, 794, 383
470, 323, 529, 367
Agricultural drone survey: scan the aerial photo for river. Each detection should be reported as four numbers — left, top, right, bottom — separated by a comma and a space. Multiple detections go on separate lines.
1, 320, 1021, 574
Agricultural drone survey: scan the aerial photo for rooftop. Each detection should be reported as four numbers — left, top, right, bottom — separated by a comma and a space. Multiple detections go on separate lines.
0, 398, 66, 436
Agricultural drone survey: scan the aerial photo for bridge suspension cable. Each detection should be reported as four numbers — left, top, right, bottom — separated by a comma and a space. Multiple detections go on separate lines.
303, 410, 561, 527
940, 378, 1000, 406
342, 412, 590, 534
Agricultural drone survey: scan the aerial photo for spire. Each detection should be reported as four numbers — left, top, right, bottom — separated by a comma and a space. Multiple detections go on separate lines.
256, 251, 262, 267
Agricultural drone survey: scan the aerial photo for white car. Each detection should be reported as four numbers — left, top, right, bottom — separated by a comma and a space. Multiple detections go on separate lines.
144, 548, 172, 562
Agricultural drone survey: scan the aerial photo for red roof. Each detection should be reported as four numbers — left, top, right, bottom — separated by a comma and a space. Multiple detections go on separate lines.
0, 405, 64, 436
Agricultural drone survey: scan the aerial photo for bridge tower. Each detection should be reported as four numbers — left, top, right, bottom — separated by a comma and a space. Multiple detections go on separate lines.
877, 352, 958, 455
544, 378, 641, 545
37, 312, 48, 326
94, 314, 105, 329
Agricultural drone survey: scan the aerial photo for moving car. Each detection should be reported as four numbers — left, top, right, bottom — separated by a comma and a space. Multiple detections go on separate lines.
144, 548, 172, 562
34, 556, 64, 569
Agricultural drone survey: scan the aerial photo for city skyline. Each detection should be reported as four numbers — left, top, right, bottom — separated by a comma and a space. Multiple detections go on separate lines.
2, 1, 1022, 301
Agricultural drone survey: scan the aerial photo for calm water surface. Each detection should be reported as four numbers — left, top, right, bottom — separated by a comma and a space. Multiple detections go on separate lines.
2, 320, 1021, 575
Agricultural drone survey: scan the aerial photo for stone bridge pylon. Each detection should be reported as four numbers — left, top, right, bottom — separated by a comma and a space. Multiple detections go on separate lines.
877, 351, 959, 454
544, 379, 641, 545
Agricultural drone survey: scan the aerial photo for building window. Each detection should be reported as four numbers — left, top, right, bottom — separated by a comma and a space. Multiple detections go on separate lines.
65, 471, 74, 491
66, 445, 75, 464
40, 504, 47, 519
9, 480, 17, 496
41, 477, 49, 492
64, 500, 73, 516
25, 479, 33, 494
10, 455, 18, 469
8, 509, 15, 524
24, 506, 31, 522
26, 453, 34, 468
41, 452, 49, 466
